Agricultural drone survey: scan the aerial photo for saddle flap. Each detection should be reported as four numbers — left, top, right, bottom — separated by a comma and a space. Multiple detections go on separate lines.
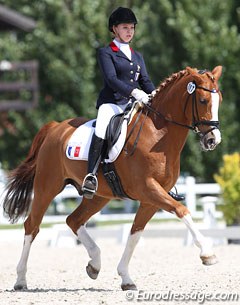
105, 101, 141, 150
106, 113, 125, 149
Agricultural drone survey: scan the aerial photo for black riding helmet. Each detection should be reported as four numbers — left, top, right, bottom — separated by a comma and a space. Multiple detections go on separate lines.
108, 7, 138, 32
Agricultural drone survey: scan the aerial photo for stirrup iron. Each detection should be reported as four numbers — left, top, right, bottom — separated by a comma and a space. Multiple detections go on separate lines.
82, 173, 98, 199
168, 189, 185, 201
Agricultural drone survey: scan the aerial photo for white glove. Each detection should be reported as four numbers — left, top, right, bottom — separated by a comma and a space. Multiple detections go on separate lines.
151, 90, 157, 97
131, 88, 149, 105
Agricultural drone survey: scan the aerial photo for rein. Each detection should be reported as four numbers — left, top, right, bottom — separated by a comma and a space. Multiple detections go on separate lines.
124, 108, 149, 156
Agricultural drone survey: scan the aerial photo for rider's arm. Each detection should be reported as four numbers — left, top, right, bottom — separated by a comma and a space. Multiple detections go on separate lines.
137, 52, 155, 94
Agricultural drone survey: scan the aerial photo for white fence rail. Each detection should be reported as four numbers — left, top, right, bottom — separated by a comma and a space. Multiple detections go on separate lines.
86, 176, 222, 222
1, 176, 240, 245
0, 176, 222, 224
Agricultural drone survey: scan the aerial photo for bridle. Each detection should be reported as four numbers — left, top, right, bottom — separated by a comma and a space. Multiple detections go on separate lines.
145, 81, 220, 138
124, 78, 221, 156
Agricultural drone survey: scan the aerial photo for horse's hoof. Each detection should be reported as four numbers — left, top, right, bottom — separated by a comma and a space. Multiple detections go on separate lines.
14, 283, 28, 291
121, 283, 137, 291
86, 263, 99, 280
201, 254, 218, 266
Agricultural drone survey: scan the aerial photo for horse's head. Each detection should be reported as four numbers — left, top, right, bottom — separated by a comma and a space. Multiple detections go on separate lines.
185, 66, 222, 151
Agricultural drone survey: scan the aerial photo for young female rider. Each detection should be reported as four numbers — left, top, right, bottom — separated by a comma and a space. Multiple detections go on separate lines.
82, 7, 184, 202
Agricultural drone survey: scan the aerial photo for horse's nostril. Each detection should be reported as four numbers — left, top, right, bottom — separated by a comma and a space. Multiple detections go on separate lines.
207, 138, 214, 145
206, 138, 216, 149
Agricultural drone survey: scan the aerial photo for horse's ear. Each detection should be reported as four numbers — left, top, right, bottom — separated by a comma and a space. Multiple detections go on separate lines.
186, 66, 203, 84
212, 66, 222, 81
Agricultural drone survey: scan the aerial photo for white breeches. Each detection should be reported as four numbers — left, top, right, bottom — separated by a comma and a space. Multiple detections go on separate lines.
95, 103, 128, 139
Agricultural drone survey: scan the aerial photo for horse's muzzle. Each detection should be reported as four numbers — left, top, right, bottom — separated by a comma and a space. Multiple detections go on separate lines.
200, 128, 221, 151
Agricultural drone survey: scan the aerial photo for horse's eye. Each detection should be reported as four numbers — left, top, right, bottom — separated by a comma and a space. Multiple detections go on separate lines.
200, 98, 207, 105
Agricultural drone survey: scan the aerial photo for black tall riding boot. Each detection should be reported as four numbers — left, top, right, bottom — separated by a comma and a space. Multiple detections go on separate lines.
82, 133, 105, 199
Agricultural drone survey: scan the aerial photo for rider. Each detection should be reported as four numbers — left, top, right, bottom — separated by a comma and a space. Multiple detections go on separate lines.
82, 7, 184, 202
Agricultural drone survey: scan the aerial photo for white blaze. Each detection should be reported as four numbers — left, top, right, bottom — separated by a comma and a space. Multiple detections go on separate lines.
211, 92, 219, 121
211, 92, 221, 144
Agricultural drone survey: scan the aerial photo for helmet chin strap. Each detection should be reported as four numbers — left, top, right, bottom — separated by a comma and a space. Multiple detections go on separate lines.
113, 27, 129, 44
117, 37, 128, 43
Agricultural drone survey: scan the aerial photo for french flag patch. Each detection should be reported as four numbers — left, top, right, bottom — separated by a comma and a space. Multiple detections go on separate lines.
67, 146, 72, 157
74, 146, 81, 157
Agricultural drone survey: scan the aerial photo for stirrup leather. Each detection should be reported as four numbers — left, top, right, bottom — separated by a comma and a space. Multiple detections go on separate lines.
82, 173, 98, 197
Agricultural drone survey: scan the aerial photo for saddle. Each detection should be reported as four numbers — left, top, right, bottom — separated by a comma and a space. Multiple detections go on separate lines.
66, 101, 141, 199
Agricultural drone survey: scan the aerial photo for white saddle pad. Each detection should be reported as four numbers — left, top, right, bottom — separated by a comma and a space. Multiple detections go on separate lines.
66, 119, 128, 163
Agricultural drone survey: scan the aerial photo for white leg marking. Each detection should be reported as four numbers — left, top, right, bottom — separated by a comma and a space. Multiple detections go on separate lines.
182, 214, 214, 257
77, 226, 101, 271
14, 234, 33, 290
117, 231, 142, 287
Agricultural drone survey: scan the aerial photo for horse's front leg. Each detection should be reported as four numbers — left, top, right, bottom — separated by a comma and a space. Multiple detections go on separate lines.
117, 204, 158, 291
182, 214, 217, 265
133, 180, 217, 266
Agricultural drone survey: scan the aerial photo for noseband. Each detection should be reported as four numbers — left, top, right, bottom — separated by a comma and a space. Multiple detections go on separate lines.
145, 82, 220, 138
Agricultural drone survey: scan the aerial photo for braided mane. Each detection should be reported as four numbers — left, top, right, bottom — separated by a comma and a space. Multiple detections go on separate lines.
156, 69, 189, 93
156, 68, 215, 94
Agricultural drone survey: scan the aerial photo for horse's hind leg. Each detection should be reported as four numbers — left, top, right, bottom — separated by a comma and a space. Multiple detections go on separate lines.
182, 214, 217, 265
14, 206, 41, 290
117, 204, 158, 291
14, 234, 32, 290
14, 180, 64, 290
66, 195, 109, 280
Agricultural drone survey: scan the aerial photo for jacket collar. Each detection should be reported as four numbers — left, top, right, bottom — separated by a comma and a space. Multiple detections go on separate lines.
109, 41, 133, 53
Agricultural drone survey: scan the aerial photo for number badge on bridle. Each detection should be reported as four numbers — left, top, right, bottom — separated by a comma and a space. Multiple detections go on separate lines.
187, 82, 196, 94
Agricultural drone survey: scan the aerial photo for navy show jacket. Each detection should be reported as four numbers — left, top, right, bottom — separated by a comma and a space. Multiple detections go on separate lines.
96, 41, 155, 109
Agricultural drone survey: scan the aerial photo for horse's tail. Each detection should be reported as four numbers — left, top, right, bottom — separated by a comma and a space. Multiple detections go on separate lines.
3, 121, 58, 223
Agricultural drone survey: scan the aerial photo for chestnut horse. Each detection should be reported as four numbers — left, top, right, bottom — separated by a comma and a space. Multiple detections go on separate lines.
3, 66, 222, 291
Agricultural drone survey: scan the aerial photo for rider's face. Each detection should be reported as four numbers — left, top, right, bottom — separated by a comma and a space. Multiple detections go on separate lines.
113, 23, 135, 43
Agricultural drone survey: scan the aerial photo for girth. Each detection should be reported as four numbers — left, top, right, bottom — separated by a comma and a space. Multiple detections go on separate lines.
102, 162, 133, 199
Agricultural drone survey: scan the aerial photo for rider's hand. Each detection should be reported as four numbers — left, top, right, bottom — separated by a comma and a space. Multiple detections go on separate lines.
151, 90, 157, 97
131, 88, 149, 105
